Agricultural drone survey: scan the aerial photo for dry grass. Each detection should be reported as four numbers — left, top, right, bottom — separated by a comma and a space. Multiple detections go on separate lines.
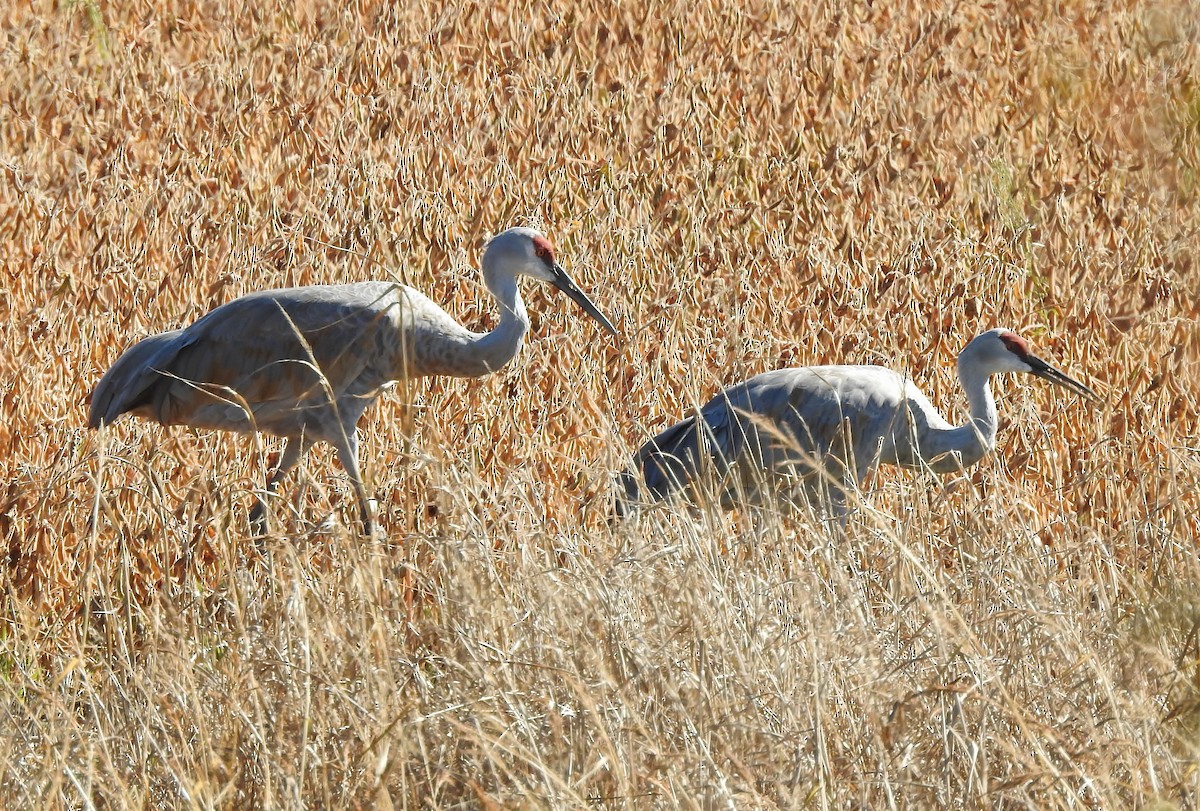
2, 0, 1200, 806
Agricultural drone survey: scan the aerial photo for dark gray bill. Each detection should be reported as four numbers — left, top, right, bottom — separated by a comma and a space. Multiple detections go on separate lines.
1027, 353, 1099, 401
550, 262, 619, 338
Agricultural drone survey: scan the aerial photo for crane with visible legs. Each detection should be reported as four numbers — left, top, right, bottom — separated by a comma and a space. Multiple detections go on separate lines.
89, 226, 619, 536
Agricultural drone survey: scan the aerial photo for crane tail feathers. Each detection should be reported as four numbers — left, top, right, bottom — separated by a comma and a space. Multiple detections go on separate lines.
631, 412, 730, 502
88, 330, 185, 428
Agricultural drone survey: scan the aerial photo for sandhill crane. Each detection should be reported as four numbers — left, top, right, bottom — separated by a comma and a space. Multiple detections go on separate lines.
616, 329, 1096, 517
89, 226, 618, 536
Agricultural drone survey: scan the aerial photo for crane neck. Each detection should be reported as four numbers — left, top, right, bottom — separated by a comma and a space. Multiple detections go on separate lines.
948, 359, 999, 469
915, 359, 999, 472
468, 272, 529, 375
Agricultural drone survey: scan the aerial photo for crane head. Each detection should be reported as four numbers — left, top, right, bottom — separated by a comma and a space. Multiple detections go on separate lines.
967, 328, 1098, 400
484, 227, 620, 338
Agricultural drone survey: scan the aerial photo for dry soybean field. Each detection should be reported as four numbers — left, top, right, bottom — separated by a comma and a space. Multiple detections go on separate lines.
3, 0, 1200, 807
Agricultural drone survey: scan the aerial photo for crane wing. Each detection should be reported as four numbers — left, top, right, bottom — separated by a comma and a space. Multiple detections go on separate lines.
634, 374, 809, 503
757, 367, 921, 479
635, 411, 721, 500
89, 282, 408, 438
88, 327, 190, 428
631, 367, 918, 508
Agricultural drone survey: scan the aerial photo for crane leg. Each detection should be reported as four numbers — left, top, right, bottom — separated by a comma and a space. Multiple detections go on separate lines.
330, 428, 374, 537
250, 436, 313, 536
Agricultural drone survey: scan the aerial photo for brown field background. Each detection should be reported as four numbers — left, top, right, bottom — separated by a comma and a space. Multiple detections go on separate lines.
2, 0, 1200, 807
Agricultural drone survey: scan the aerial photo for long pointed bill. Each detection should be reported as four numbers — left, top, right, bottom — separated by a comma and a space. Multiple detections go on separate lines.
1026, 353, 1099, 401
549, 262, 620, 338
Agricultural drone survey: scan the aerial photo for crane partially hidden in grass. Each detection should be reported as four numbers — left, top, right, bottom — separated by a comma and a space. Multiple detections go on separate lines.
89, 226, 619, 536
616, 329, 1097, 518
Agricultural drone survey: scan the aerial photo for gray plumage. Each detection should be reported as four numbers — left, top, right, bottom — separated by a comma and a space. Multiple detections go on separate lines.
618, 329, 1097, 516
89, 226, 619, 535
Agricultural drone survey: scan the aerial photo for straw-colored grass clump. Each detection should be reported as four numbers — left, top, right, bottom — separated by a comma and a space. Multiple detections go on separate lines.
2, 0, 1199, 806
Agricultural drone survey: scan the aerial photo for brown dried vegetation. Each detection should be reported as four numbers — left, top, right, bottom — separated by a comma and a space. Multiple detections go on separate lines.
2, 0, 1200, 807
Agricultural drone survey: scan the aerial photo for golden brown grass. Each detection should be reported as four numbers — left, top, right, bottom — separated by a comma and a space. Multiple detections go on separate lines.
2, 0, 1200, 806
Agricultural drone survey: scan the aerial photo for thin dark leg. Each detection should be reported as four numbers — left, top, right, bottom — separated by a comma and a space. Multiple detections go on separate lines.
250, 437, 312, 536
331, 428, 374, 537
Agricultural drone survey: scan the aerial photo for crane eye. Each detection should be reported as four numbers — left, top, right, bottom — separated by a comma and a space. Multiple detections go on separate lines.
998, 331, 1031, 359
532, 236, 555, 263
